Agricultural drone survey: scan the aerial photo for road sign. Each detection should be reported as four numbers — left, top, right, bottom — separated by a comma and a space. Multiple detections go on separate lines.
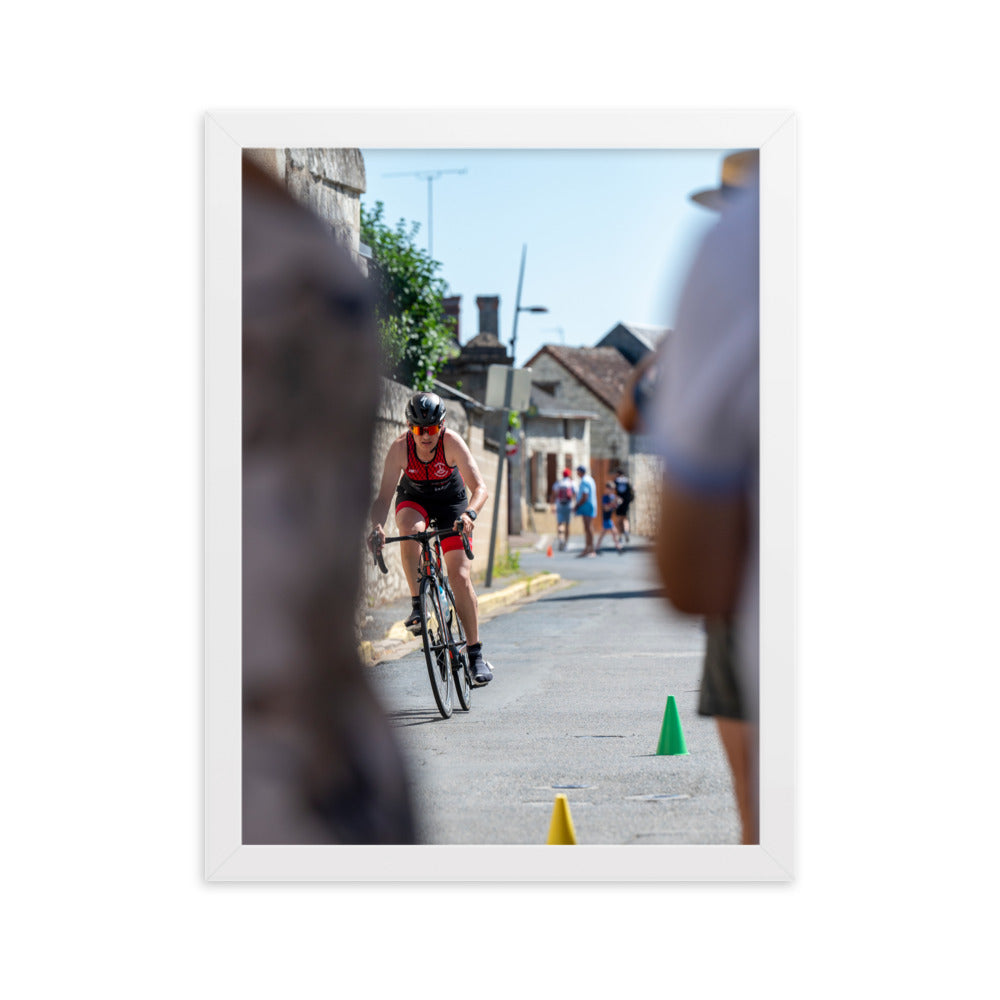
485, 365, 532, 411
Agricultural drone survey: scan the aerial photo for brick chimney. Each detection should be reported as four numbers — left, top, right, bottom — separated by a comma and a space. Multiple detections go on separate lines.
442, 295, 460, 343
476, 295, 499, 338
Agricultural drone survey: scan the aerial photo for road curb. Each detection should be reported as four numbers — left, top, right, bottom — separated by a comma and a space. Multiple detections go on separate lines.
359, 571, 563, 666
478, 571, 562, 613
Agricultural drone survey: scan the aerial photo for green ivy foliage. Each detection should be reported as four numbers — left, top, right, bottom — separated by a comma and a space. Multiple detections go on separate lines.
361, 201, 458, 391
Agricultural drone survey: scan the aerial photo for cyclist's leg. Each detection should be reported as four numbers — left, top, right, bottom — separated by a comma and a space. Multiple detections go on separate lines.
394, 501, 427, 596
442, 543, 478, 645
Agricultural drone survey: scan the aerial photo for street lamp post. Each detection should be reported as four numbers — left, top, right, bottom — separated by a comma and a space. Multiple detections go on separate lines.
509, 244, 548, 366
484, 244, 547, 587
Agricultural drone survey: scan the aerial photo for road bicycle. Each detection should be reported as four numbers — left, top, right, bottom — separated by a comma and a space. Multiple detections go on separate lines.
370, 523, 474, 719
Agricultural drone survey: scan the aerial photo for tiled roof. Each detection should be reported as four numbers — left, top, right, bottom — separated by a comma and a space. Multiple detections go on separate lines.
525, 345, 634, 412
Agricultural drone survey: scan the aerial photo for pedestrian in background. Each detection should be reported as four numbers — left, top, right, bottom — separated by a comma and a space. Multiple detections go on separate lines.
549, 466, 577, 550
574, 464, 597, 557
648, 150, 760, 844
596, 480, 623, 553
612, 467, 634, 544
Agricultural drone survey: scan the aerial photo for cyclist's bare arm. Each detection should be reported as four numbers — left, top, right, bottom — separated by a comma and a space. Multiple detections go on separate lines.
443, 430, 488, 534
369, 434, 406, 545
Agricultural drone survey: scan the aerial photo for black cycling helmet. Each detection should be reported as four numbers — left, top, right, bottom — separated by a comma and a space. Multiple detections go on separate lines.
406, 391, 446, 427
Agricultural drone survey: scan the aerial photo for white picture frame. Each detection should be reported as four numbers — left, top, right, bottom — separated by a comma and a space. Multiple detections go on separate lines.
205, 109, 797, 882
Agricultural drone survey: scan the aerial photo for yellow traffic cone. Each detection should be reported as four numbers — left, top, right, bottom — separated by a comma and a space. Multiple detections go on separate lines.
546, 793, 578, 845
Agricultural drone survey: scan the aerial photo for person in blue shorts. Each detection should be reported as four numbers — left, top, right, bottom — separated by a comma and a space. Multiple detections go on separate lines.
596, 481, 623, 553
573, 464, 597, 557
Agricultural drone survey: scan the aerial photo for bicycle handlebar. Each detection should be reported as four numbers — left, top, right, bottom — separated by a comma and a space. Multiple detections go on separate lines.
369, 525, 473, 574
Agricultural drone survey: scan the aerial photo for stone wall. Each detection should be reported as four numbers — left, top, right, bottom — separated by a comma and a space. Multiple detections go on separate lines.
625, 452, 663, 538
360, 378, 508, 609
243, 147, 366, 264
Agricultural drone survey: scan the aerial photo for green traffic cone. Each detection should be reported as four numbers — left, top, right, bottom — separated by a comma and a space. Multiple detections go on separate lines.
656, 695, 689, 755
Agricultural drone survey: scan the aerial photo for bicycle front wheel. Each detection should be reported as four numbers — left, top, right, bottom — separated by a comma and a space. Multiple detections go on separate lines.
420, 576, 453, 719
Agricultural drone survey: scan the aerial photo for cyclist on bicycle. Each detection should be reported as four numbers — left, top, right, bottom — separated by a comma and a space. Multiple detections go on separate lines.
369, 391, 494, 686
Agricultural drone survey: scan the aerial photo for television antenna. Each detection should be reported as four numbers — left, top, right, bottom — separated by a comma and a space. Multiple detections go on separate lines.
383, 168, 467, 258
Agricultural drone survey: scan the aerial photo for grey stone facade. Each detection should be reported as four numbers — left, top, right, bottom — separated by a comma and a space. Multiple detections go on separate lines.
526, 352, 629, 465
521, 415, 591, 506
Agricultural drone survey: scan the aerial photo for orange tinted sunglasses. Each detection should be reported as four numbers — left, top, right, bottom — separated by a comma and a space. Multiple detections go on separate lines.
411, 423, 441, 437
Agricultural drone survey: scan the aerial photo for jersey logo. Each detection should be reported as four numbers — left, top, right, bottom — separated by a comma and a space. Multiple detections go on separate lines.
430, 461, 449, 478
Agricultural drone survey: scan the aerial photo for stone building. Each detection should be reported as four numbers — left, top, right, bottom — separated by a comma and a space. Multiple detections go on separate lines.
522, 344, 634, 489
521, 322, 671, 538
520, 383, 597, 533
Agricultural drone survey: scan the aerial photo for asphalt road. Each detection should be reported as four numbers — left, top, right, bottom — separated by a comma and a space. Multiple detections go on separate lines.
368, 536, 741, 846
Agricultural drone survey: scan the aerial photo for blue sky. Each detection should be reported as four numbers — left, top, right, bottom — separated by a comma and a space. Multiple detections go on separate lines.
359, 147, 736, 368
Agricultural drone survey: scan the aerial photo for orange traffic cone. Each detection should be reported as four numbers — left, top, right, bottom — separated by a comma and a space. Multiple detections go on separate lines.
546, 544, 553, 557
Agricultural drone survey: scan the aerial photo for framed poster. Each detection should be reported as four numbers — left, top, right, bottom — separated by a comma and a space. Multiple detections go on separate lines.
206, 109, 796, 881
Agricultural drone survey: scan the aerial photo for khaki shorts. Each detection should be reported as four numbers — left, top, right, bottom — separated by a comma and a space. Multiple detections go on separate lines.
698, 618, 745, 721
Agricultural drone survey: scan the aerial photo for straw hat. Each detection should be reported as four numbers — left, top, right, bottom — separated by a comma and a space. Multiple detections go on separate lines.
690, 150, 759, 211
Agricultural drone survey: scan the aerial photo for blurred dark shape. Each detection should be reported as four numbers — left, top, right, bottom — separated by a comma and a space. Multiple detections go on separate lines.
689, 149, 759, 211
242, 155, 416, 844
649, 154, 760, 844
615, 350, 659, 434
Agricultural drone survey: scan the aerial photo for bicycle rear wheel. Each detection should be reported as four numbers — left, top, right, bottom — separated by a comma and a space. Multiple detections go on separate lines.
443, 581, 472, 711
420, 576, 453, 718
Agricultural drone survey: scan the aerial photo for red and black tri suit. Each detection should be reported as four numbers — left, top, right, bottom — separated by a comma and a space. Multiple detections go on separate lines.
395, 431, 470, 553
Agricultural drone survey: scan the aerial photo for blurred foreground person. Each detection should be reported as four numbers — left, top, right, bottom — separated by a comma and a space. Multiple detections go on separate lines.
648, 152, 760, 844
242, 154, 416, 843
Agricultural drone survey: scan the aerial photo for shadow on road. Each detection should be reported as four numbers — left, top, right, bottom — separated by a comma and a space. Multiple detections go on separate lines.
538, 587, 665, 603
386, 708, 455, 727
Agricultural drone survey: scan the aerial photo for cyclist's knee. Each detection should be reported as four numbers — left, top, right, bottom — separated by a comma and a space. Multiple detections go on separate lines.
397, 512, 425, 533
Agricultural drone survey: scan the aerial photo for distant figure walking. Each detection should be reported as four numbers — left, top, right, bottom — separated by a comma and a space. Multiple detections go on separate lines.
574, 465, 597, 557
596, 481, 623, 553
613, 468, 634, 543
549, 467, 577, 551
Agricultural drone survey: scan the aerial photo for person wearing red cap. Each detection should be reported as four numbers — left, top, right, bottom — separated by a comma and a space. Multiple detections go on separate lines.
548, 467, 577, 551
